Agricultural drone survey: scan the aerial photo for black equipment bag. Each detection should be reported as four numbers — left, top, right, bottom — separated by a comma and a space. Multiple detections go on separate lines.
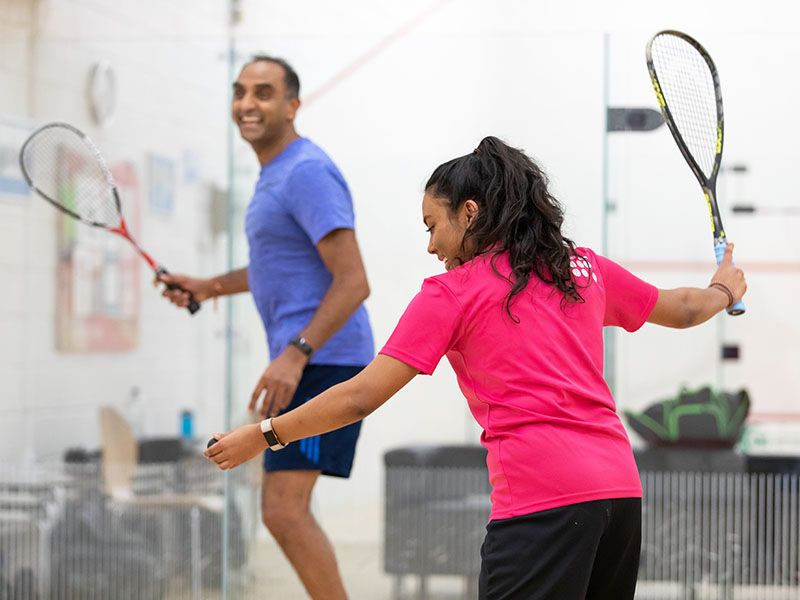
624, 386, 750, 448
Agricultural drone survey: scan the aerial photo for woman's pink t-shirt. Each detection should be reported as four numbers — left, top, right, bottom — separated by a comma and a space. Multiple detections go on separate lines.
380, 248, 658, 520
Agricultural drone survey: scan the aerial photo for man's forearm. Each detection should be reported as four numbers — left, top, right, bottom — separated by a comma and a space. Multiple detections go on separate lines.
211, 267, 250, 297
296, 270, 369, 353
285, 228, 371, 359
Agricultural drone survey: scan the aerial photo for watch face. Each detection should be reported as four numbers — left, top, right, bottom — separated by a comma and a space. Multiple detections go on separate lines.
261, 422, 284, 449
291, 336, 313, 356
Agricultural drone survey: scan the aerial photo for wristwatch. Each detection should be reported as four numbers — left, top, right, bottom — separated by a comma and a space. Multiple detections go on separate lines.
289, 335, 314, 359
260, 418, 287, 450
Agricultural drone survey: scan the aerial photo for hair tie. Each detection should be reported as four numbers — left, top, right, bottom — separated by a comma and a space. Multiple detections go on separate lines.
473, 147, 480, 154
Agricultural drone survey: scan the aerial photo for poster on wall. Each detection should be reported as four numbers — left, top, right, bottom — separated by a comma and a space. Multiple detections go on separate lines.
148, 153, 175, 215
56, 160, 141, 352
0, 115, 34, 199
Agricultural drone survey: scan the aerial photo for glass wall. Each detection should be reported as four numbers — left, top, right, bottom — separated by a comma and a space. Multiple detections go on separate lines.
0, 2, 259, 598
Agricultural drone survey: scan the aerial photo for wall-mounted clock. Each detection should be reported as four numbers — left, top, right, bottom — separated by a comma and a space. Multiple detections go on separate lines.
87, 61, 117, 127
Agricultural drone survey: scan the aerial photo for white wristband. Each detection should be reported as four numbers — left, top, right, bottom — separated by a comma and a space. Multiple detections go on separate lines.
260, 418, 287, 450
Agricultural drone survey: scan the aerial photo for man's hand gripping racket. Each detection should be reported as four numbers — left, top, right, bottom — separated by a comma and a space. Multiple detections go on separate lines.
19, 122, 200, 314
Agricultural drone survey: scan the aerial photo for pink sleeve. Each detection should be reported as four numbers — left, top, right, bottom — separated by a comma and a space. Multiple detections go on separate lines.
596, 254, 658, 331
379, 278, 463, 375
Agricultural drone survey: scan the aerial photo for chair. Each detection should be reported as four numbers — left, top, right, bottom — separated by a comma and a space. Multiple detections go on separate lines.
0, 483, 61, 600
383, 445, 491, 599
98, 406, 224, 600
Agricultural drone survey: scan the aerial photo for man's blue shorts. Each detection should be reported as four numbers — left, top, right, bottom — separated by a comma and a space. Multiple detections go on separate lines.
263, 364, 364, 478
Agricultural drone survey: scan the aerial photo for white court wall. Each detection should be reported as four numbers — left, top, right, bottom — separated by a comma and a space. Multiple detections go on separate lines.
230, 0, 800, 541
0, 0, 798, 546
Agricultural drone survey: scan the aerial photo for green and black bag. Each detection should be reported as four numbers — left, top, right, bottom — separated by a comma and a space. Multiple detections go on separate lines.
624, 386, 750, 448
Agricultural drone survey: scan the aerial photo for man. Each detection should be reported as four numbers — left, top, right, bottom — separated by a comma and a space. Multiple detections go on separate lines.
159, 56, 373, 600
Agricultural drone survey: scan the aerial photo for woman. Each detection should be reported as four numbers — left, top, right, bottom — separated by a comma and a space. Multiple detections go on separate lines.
206, 136, 746, 599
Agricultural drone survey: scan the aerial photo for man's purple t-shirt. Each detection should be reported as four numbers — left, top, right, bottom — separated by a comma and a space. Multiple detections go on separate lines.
245, 138, 373, 365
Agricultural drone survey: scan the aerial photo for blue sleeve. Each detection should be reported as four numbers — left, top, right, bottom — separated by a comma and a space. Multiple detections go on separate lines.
283, 159, 355, 244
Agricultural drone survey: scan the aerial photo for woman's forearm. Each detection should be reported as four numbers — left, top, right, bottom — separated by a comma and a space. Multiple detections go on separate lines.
272, 377, 371, 444
273, 355, 418, 443
647, 244, 746, 329
204, 355, 418, 470
648, 286, 730, 328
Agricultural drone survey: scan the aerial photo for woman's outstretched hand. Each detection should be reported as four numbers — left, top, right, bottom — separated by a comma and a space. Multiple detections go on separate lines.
204, 424, 267, 470
709, 243, 747, 307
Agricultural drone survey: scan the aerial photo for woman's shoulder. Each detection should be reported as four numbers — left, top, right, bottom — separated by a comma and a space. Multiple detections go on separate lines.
574, 246, 599, 259
422, 254, 507, 297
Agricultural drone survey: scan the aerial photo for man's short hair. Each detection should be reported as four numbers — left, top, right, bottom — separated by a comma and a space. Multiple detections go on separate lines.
248, 55, 300, 99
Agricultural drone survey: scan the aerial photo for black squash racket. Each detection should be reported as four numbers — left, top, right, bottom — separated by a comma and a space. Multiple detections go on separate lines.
646, 30, 745, 315
19, 122, 200, 314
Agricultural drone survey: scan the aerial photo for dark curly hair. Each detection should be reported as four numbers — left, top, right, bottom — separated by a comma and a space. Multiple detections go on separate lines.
425, 136, 587, 321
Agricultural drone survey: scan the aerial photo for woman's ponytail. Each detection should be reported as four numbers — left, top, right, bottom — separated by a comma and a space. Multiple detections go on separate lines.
426, 136, 586, 321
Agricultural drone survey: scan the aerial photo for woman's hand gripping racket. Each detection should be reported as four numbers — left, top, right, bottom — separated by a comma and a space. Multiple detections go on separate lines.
19, 122, 200, 314
646, 30, 745, 315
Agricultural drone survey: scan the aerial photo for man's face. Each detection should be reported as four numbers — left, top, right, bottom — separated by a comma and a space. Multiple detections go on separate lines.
231, 61, 298, 146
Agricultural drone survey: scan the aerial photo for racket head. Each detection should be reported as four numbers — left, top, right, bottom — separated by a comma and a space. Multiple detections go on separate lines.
19, 122, 122, 228
646, 30, 724, 189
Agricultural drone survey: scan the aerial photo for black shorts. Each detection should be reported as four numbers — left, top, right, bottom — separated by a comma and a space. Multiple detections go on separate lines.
263, 364, 364, 478
479, 497, 641, 600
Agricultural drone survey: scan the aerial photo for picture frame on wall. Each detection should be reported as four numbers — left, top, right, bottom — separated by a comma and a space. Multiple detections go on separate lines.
148, 153, 176, 216
0, 115, 34, 200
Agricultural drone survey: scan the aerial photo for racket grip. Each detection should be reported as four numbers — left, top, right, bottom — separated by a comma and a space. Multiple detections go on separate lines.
714, 243, 746, 316
156, 266, 202, 315
207, 437, 217, 448
185, 298, 201, 314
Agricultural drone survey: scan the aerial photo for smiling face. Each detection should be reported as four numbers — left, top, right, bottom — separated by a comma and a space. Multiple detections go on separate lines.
231, 60, 299, 153
422, 192, 478, 271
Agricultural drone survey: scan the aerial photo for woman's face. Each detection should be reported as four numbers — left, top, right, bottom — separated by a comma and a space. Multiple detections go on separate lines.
422, 192, 477, 271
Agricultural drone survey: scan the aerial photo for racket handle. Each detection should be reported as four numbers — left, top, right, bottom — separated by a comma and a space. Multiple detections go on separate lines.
185, 298, 201, 314
714, 242, 746, 316
207, 437, 217, 448
156, 266, 201, 315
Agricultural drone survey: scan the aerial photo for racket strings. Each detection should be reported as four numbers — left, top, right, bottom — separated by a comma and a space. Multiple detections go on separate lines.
651, 35, 720, 179
20, 126, 120, 228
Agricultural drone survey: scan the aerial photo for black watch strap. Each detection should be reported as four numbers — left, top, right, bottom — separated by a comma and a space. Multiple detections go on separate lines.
289, 335, 314, 358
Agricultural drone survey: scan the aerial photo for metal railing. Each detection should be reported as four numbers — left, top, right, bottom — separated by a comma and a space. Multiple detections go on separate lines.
639, 471, 800, 599
4, 457, 799, 599
383, 447, 800, 600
